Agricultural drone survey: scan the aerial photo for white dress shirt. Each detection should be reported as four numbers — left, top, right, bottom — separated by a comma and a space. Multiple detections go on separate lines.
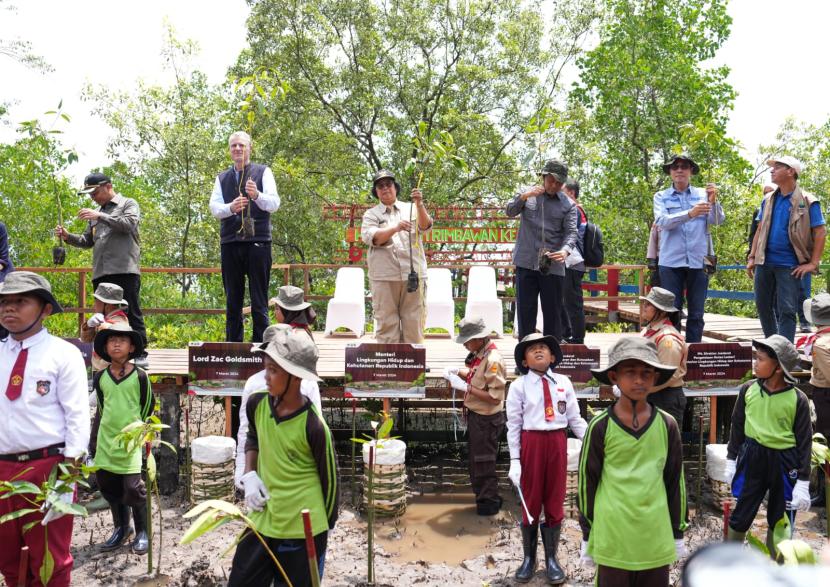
233, 370, 322, 488
209, 166, 281, 220
506, 369, 587, 459
0, 328, 91, 459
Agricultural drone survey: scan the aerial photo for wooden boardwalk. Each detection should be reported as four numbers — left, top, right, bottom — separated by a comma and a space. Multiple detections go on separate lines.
146, 330, 721, 380
583, 299, 766, 342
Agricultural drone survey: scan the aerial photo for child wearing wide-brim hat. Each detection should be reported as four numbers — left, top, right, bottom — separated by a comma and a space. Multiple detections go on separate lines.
0, 271, 89, 586
724, 334, 812, 557
269, 285, 317, 338
91, 322, 153, 555
233, 324, 323, 490
578, 336, 687, 585
639, 287, 688, 429
506, 333, 586, 584
229, 325, 337, 587
804, 293, 830, 505
82, 282, 130, 372
443, 317, 506, 516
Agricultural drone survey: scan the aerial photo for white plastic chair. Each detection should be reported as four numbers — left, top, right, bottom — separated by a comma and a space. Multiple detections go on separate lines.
324, 267, 365, 336
424, 268, 454, 336
512, 296, 544, 338
464, 266, 503, 336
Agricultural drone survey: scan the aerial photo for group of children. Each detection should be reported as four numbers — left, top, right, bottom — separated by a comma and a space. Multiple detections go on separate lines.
444, 286, 820, 586
0, 268, 824, 587
0, 274, 338, 587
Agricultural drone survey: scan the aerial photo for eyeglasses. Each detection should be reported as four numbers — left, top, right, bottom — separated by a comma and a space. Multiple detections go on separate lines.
670, 162, 691, 170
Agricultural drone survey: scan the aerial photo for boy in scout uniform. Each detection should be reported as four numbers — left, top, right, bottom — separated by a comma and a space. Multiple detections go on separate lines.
640, 287, 688, 429
802, 293, 830, 505
361, 169, 433, 344
443, 317, 506, 516
0, 272, 90, 587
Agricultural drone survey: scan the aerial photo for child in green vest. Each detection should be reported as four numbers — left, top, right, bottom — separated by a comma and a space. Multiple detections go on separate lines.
229, 324, 338, 587
579, 337, 688, 586
92, 322, 153, 555
724, 335, 812, 557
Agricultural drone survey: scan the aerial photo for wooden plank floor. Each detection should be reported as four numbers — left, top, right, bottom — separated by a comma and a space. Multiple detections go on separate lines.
146, 331, 720, 379
583, 300, 766, 342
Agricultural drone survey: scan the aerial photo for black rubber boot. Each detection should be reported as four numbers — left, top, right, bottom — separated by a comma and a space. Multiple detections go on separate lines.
540, 523, 566, 584
131, 503, 149, 555
100, 504, 133, 551
514, 523, 538, 583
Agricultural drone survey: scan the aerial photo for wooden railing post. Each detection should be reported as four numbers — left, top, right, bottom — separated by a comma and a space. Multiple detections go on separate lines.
607, 268, 619, 313
77, 270, 87, 337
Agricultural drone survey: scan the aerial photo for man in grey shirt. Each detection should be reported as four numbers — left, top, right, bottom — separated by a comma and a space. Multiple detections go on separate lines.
506, 160, 577, 341
56, 172, 146, 366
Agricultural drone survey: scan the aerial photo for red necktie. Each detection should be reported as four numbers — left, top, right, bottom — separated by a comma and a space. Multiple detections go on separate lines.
542, 377, 555, 422
5, 348, 28, 401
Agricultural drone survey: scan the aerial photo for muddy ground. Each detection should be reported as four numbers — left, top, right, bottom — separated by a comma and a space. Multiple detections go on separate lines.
23, 489, 827, 587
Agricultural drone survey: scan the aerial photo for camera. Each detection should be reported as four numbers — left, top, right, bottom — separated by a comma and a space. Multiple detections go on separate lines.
407, 270, 419, 293
538, 249, 552, 275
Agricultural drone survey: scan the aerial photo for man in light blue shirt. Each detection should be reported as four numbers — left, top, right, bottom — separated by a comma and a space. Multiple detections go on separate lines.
653, 153, 724, 342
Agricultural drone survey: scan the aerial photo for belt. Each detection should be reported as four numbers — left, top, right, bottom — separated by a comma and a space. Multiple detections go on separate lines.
0, 443, 65, 463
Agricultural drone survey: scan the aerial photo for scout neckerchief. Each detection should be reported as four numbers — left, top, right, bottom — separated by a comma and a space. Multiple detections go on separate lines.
462, 341, 497, 420
798, 325, 830, 356
642, 318, 674, 339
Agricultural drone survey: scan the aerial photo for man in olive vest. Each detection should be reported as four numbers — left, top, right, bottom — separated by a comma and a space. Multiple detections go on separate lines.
209, 131, 281, 343
748, 156, 826, 341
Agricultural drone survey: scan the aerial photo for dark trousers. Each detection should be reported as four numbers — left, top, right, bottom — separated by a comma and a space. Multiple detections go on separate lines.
730, 438, 797, 533
657, 266, 708, 343
93, 273, 146, 349
647, 386, 686, 431
221, 241, 272, 343
96, 469, 146, 508
516, 266, 563, 341
812, 386, 830, 441
467, 410, 505, 510
597, 564, 669, 587
560, 268, 585, 343
754, 264, 801, 342
228, 529, 327, 587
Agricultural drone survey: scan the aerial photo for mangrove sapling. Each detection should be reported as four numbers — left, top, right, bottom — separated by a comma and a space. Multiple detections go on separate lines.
115, 415, 176, 576
0, 460, 97, 585
179, 499, 293, 587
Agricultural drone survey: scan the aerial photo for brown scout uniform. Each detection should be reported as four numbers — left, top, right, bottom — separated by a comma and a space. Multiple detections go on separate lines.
809, 326, 830, 440
641, 319, 688, 429
361, 200, 428, 344
460, 341, 506, 514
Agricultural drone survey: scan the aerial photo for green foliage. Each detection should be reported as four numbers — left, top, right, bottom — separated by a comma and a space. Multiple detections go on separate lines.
351, 410, 399, 448
813, 433, 829, 470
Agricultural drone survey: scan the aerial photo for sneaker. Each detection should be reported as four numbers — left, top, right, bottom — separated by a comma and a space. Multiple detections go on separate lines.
800, 324, 813, 333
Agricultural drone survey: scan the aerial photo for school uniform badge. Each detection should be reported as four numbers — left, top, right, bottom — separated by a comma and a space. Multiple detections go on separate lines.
36, 380, 51, 396
557, 400, 567, 414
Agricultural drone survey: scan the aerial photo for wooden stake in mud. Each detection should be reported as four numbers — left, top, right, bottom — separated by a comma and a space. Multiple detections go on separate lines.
696, 415, 705, 519
722, 501, 730, 541
351, 399, 357, 508
367, 445, 375, 586
146, 442, 154, 575
17, 546, 28, 587
301, 509, 321, 587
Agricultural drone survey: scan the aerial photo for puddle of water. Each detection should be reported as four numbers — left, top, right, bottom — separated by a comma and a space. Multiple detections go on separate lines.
371, 493, 518, 565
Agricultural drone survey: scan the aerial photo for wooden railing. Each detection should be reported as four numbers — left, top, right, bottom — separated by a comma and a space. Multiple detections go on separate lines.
20, 264, 647, 336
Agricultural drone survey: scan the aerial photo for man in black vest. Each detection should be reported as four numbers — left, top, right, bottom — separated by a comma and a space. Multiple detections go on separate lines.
209, 131, 281, 343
